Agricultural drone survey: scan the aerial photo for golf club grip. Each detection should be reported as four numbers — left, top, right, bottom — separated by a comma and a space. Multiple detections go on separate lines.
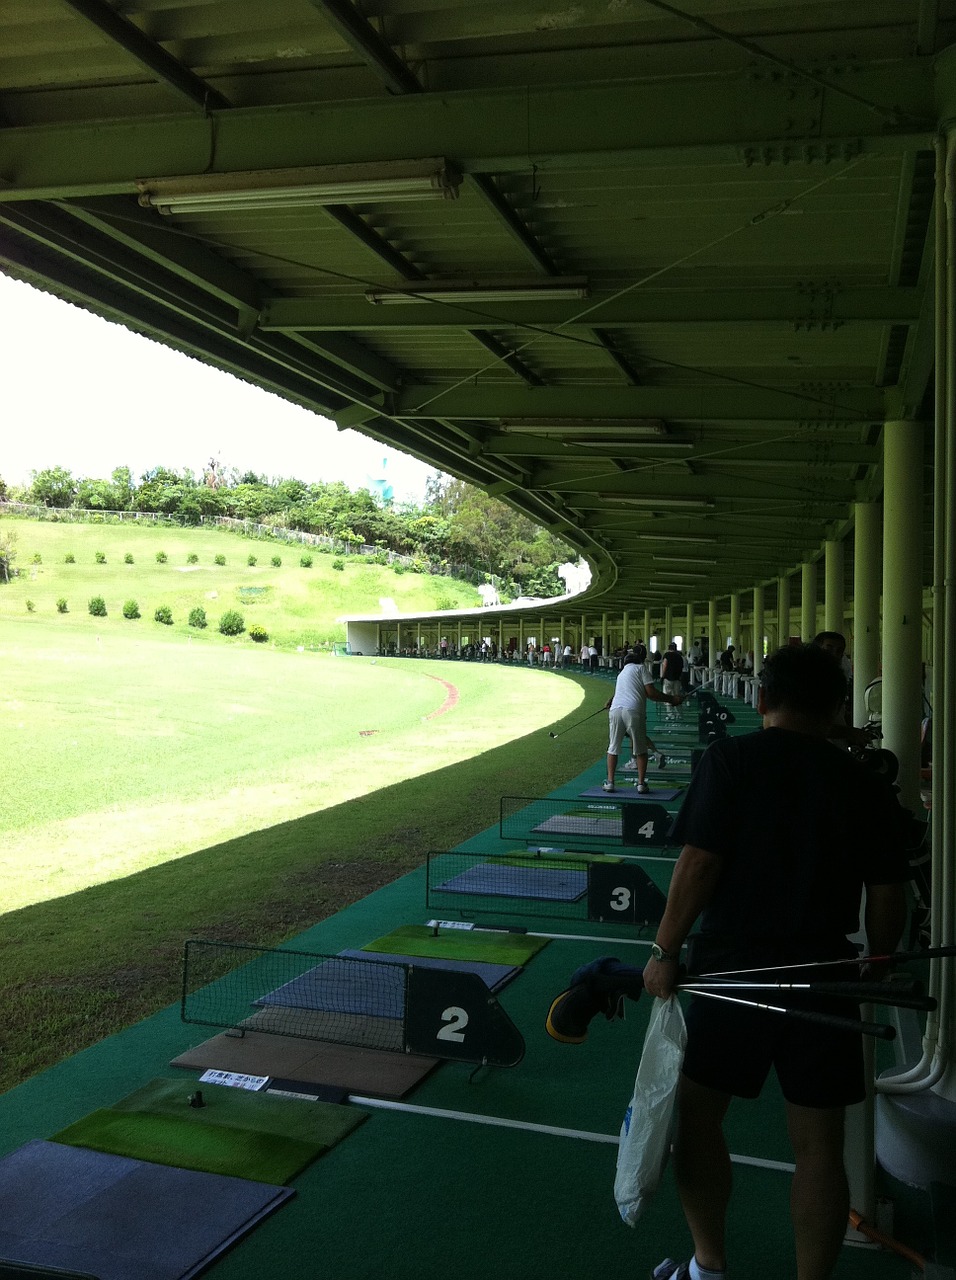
806, 980, 925, 1001
781, 1005, 895, 1040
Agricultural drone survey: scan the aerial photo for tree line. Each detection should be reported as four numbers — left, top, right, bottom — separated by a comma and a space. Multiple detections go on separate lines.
0, 463, 574, 601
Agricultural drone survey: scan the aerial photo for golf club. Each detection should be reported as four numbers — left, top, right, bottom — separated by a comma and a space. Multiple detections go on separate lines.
548, 705, 606, 739
699, 942, 956, 981
686, 986, 896, 1040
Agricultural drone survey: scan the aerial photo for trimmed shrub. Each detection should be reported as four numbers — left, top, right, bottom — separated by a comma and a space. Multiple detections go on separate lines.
332, 558, 345, 571
122, 599, 140, 619
64, 553, 75, 564
124, 552, 134, 564
371, 551, 389, 565
154, 604, 173, 625
249, 624, 269, 643
186, 553, 199, 565
31, 553, 42, 564
94, 551, 106, 564
300, 554, 313, 568
218, 609, 245, 636
56, 598, 68, 613
188, 606, 207, 629
25, 599, 35, 612
88, 596, 107, 616
247, 554, 257, 567
393, 562, 406, 575
155, 550, 168, 563
271, 555, 282, 567
214, 554, 226, 566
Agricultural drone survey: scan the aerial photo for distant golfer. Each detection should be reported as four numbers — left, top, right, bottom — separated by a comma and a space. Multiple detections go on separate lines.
603, 653, 682, 793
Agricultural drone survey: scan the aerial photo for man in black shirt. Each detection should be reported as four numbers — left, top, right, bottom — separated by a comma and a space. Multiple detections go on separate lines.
643, 645, 909, 1280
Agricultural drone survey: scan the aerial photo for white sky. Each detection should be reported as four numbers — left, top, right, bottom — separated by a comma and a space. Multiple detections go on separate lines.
0, 274, 438, 503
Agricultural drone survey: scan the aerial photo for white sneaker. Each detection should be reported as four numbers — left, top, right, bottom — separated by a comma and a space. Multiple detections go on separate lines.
602, 781, 615, 792
637, 781, 649, 794
623, 759, 638, 771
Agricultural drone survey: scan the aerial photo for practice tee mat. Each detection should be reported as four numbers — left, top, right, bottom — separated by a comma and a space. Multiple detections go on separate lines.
239, 1007, 404, 1050
0, 1139, 293, 1280
51, 1078, 367, 1185
431, 863, 588, 902
170, 1031, 439, 1098
336, 948, 520, 992
578, 786, 683, 802
361, 924, 549, 966
253, 957, 404, 1019
532, 814, 622, 837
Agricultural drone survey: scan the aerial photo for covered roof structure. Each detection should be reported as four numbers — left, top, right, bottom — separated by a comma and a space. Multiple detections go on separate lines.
0, 0, 952, 614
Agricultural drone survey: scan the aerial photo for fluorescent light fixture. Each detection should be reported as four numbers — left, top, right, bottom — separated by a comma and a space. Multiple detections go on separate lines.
653, 571, 711, 579
603, 497, 714, 509
634, 533, 718, 544
582, 440, 694, 451
365, 278, 589, 305
653, 555, 718, 564
137, 159, 462, 215
501, 418, 664, 436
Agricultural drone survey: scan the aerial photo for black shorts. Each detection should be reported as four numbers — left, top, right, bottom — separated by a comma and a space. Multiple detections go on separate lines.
682, 937, 865, 1108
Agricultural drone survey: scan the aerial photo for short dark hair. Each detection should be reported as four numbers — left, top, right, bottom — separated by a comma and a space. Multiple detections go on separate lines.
622, 651, 643, 667
812, 630, 847, 652
760, 644, 847, 719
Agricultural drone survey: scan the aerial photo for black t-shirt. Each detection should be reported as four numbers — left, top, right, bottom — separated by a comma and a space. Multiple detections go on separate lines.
671, 728, 910, 954
662, 650, 684, 680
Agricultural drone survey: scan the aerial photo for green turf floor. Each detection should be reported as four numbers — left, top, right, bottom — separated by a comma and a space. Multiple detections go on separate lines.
0, 690, 930, 1279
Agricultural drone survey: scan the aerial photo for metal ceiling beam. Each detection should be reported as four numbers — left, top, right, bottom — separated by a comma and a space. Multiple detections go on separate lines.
0, 68, 933, 198
57, 0, 231, 113
481, 437, 877, 464
389, 385, 885, 423
302, 0, 422, 96
259, 287, 921, 331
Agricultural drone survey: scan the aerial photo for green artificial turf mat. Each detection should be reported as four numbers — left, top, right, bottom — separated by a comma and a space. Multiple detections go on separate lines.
361, 924, 549, 965
51, 1078, 368, 1184
51, 1108, 326, 1185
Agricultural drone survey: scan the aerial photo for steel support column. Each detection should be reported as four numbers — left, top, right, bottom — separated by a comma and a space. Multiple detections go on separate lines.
801, 561, 818, 641
753, 584, 765, 674
882, 419, 925, 811
825, 538, 845, 635
777, 574, 791, 648
853, 502, 882, 725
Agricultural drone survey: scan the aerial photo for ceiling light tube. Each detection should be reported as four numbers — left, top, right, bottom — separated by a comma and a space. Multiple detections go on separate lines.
652, 555, 718, 564
137, 159, 462, 215
501, 418, 664, 436
365, 279, 589, 305
604, 497, 714, 509
634, 533, 718, 543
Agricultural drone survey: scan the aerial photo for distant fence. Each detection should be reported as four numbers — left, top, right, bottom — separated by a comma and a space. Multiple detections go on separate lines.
0, 502, 490, 587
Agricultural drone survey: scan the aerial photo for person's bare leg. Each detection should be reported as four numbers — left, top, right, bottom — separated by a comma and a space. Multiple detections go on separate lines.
785, 1102, 848, 1280
605, 751, 618, 787
672, 1075, 732, 1272
636, 751, 650, 785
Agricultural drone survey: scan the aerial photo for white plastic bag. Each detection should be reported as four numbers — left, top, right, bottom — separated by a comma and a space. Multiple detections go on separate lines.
614, 994, 687, 1226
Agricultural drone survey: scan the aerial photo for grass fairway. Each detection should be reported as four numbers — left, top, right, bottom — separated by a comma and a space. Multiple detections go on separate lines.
0, 516, 481, 646
1, 615, 612, 1090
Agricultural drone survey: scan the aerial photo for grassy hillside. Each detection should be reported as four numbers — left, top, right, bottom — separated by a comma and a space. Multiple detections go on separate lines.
0, 516, 480, 646
0, 617, 609, 1089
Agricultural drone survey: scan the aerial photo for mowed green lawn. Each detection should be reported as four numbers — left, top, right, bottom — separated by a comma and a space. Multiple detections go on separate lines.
2, 619, 587, 912
0, 517, 481, 647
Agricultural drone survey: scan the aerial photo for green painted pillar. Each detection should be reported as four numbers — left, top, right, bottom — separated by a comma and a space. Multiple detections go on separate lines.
664, 605, 673, 648
643, 608, 651, 647
708, 599, 719, 660
777, 575, 790, 648
853, 502, 882, 725
685, 602, 695, 651
729, 593, 740, 648
601, 611, 608, 656
825, 538, 845, 635
882, 419, 925, 810
622, 610, 629, 646
801, 561, 817, 641
581, 613, 587, 652
753, 584, 765, 673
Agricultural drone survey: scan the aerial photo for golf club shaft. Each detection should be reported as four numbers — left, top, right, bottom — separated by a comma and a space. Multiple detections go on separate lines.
549, 705, 606, 738
680, 981, 935, 1012
698, 943, 956, 980
687, 986, 894, 1040
426, 920, 652, 947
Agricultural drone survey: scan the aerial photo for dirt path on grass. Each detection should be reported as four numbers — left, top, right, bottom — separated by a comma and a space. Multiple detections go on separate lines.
424, 674, 460, 718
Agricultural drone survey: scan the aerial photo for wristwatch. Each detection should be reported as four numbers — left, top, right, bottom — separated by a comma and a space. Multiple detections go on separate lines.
650, 942, 680, 963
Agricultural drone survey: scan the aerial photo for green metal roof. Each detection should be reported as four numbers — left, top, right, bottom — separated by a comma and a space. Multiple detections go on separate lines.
1, 0, 950, 610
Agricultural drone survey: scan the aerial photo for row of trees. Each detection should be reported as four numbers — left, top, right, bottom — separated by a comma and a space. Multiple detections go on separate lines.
0, 464, 575, 600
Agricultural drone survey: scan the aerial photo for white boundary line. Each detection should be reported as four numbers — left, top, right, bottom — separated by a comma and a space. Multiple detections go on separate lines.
349, 1095, 795, 1172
